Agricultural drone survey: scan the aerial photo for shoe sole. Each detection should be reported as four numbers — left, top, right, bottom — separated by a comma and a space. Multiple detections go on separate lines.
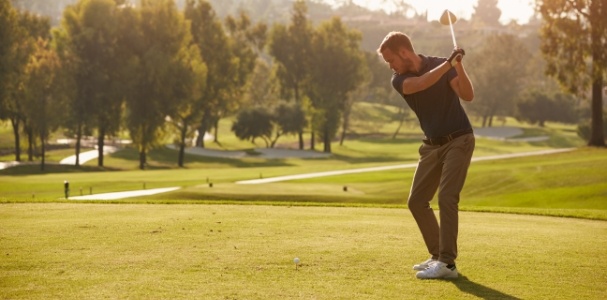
416, 271, 458, 279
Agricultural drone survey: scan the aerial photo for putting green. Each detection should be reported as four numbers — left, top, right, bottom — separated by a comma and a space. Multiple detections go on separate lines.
1, 203, 605, 299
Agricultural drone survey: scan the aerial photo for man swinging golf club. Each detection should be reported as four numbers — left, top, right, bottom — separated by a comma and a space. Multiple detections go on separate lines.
377, 10, 475, 279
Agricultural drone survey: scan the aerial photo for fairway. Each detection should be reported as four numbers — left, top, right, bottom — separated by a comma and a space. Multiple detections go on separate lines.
1, 204, 606, 299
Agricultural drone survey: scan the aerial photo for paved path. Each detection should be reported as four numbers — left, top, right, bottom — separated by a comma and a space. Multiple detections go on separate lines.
0, 146, 119, 170
474, 126, 549, 142
69, 187, 180, 200
236, 148, 574, 185
0, 161, 23, 170
60, 146, 119, 165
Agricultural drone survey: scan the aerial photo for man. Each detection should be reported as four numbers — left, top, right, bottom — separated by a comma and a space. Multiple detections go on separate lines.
377, 32, 475, 279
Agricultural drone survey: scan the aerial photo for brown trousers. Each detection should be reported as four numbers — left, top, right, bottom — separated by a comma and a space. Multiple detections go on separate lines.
408, 133, 475, 265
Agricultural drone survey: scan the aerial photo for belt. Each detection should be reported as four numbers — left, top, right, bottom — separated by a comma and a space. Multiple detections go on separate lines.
422, 128, 473, 146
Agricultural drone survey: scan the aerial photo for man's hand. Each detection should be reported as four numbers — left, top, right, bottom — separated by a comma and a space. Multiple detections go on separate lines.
447, 48, 466, 66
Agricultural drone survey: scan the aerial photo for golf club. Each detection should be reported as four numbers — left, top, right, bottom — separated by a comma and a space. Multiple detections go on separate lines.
439, 9, 458, 48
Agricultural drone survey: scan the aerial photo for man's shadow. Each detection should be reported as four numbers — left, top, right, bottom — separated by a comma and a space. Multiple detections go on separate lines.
446, 273, 522, 300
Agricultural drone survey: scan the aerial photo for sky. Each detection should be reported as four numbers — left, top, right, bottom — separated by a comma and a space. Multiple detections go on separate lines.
331, 0, 537, 24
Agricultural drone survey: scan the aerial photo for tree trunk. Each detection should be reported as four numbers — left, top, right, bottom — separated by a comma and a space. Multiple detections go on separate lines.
196, 109, 212, 148
339, 127, 346, 146
339, 104, 351, 146
270, 131, 281, 148
139, 149, 146, 170
294, 86, 304, 150
588, 80, 605, 146
75, 123, 82, 166
26, 127, 34, 161
392, 108, 405, 139
39, 134, 45, 171
323, 125, 331, 153
298, 131, 304, 150
310, 131, 315, 150
213, 118, 219, 144
10, 117, 21, 162
196, 124, 208, 148
178, 126, 187, 167
97, 127, 105, 167
587, 0, 605, 147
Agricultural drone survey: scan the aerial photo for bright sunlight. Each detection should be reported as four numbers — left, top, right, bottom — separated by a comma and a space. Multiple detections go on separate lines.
337, 0, 536, 24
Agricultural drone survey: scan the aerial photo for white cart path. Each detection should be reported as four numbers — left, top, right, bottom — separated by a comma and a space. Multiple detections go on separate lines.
68, 148, 573, 200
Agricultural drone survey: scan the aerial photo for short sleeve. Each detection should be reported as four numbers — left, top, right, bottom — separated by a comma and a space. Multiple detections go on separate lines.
391, 73, 408, 95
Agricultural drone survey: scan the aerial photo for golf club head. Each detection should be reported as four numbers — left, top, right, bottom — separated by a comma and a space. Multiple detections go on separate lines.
439, 10, 457, 25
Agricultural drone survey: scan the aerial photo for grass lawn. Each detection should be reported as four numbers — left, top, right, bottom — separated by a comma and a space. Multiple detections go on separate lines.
1, 203, 606, 299
4, 147, 605, 219
1, 114, 605, 299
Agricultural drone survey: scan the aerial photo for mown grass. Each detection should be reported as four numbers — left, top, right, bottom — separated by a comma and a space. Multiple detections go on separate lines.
1, 204, 606, 300
1, 147, 605, 220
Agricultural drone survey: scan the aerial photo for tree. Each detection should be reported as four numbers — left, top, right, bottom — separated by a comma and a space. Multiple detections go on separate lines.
468, 34, 530, 127
0, 7, 50, 162
471, 0, 502, 27
268, 0, 314, 149
273, 101, 307, 147
21, 39, 66, 170
216, 11, 263, 143
56, 0, 126, 167
307, 17, 365, 153
516, 89, 578, 126
578, 110, 607, 142
0, 1, 21, 160
123, 0, 193, 169
244, 59, 280, 107
232, 101, 307, 148
0, 1, 17, 100
169, 44, 207, 167
538, 0, 606, 146
185, 0, 231, 148
339, 71, 370, 146
231, 106, 273, 147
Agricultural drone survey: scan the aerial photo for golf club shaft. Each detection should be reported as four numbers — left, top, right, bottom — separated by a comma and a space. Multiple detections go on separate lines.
447, 13, 457, 48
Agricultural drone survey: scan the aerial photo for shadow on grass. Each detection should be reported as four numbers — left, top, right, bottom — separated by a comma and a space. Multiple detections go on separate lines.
0, 163, 119, 176
328, 153, 407, 164
449, 274, 521, 300
111, 147, 295, 168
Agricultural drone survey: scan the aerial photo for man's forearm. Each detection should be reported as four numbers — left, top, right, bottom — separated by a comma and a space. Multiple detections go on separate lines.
454, 63, 474, 101
402, 62, 451, 95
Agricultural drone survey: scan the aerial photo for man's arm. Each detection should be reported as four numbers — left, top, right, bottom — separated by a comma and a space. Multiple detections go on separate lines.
449, 61, 474, 101
401, 48, 466, 95
401, 62, 451, 95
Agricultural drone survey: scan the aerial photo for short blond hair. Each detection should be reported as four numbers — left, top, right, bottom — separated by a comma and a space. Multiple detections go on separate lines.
377, 31, 414, 55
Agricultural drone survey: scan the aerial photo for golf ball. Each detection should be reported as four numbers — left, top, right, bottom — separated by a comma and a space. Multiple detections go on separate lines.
294, 257, 300, 264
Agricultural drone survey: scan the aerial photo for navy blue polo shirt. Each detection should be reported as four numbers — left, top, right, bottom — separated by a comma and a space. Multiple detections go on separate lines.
391, 55, 472, 139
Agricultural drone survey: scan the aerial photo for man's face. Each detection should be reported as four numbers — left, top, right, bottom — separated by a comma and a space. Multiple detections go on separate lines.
381, 48, 413, 74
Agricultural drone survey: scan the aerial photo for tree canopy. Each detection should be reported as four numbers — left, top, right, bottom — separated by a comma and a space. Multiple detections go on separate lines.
538, 0, 606, 146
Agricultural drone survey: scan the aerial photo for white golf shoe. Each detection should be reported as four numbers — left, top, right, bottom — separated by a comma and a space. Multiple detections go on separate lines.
412, 258, 437, 271
416, 261, 458, 279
